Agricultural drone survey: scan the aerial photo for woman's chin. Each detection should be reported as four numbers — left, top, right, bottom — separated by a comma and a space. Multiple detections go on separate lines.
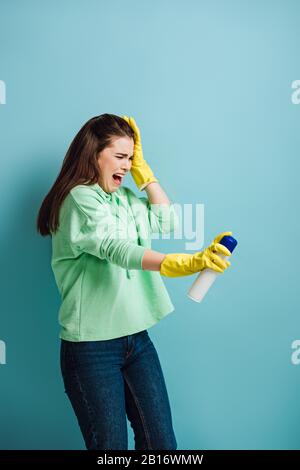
98, 181, 117, 194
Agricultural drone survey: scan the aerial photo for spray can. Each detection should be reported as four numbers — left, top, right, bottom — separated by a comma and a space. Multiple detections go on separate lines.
187, 235, 238, 302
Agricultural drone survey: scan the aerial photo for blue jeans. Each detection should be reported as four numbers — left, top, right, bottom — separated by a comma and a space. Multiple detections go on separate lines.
60, 329, 177, 450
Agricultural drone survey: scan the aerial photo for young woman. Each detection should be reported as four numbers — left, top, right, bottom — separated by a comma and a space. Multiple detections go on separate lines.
36, 113, 232, 450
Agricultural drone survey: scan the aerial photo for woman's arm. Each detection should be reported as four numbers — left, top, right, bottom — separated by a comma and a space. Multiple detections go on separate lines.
141, 248, 166, 271
144, 181, 170, 205
141, 183, 173, 271
139, 182, 179, 235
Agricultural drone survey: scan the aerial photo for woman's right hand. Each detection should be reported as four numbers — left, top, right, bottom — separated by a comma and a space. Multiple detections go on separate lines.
159, 231, 233, 277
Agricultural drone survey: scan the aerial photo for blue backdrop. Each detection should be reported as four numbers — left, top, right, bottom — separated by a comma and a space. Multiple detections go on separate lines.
0, 0, 299, 449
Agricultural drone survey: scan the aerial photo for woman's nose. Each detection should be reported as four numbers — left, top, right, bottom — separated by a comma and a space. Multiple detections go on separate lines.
121, 159, 132, 171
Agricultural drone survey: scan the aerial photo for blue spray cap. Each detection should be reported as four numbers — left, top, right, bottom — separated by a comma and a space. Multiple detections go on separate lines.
219, 235, 238, 253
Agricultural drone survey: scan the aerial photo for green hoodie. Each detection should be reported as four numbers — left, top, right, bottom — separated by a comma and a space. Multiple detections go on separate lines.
51, 183, 179, 341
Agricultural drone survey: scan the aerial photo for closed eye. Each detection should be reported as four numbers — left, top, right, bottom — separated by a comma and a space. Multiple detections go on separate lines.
115, 156, 133, 160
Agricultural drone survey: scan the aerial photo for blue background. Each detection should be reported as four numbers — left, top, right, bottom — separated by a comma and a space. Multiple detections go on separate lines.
0, 0, 299, 449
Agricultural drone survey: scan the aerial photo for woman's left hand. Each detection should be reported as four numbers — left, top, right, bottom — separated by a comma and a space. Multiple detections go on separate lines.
122, 116, 144, 166
122, 115, 158, 191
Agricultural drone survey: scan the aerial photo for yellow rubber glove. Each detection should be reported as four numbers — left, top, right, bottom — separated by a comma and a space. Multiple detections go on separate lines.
160, 231, 233, 277
122, 115, 158, 191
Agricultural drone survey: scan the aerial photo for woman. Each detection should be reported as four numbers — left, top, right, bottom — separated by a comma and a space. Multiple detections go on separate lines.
36, 113, 232, 450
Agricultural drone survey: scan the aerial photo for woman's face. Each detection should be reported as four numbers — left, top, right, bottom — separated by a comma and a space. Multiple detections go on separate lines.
97, 136, 134, 193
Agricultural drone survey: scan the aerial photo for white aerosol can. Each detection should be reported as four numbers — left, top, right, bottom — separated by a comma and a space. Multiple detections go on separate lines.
187, 235, 238, 303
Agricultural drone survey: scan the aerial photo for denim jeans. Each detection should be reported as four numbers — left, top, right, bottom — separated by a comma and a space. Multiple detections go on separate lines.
60, 329, 177, 450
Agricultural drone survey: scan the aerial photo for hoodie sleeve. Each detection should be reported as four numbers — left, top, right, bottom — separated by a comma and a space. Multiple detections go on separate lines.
60, 189, 146, 270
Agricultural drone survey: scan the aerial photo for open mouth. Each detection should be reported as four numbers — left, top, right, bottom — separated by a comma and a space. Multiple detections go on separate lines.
112, 174, 123, 185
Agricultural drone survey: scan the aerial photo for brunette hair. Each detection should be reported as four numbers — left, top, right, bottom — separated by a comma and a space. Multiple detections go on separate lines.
36, 113, 134, 236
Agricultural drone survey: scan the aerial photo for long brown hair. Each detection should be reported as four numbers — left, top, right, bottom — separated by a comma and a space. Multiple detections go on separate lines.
36, 113, 134, 236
